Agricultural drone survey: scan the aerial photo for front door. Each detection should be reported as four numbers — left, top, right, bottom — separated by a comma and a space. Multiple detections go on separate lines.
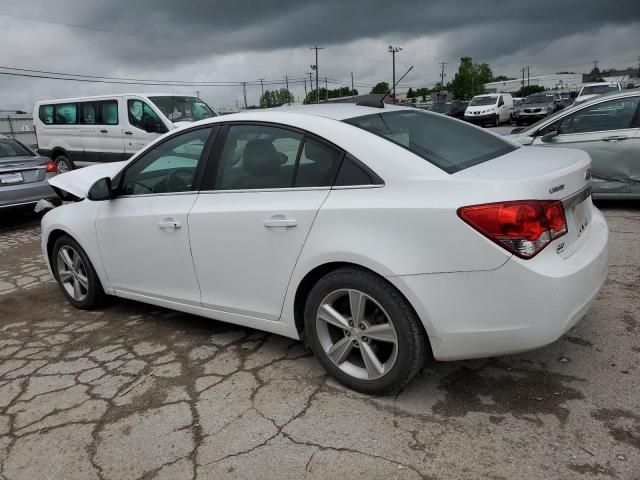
124, 97, 167, 157
534, 95, 640, 196
188, 124, 343, 320
96, 125, 216, 304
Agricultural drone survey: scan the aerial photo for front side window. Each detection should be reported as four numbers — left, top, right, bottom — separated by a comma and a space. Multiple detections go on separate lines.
558, 97, 640, 134
55, 104, 77, 124
149, 96, 216, 122
346, 110, 517, 173
128, 99, 165, 133
120, 127, 214, 195
39, 105, 54, 124
215, 125, 303, 190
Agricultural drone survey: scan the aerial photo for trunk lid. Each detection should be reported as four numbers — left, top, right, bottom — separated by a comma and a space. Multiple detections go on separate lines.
0, 155, 48, 186
48, 161, 127, 199
456, 146, 594, 258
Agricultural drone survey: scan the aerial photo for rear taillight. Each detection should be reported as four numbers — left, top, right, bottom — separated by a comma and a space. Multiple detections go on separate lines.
46, 160, 57, 173
458, 200, 567, 259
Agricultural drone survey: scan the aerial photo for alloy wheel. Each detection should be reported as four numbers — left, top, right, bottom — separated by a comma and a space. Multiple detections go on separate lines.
56, 159, 69, 173
315, 289, 398, 381
56, 246, 89, 301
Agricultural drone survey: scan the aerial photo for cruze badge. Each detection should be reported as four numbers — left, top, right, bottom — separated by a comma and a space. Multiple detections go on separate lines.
549, 184, 565, 194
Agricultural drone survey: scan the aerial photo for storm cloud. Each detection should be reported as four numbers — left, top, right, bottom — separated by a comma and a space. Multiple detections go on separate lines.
0, 0, 638, 109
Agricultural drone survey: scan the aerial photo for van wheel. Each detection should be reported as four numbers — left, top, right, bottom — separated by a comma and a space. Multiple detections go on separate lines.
493, 115, 500, 127
304, 267, 428, 395
55, 155, 73, 173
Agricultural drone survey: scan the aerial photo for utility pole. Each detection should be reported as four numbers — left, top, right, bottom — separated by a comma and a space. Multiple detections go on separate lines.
351, 72, 355, 102
242, 82, 247, 109
310, 45, 324, 104
285, 74, 290, 105
527, 66, 530, 86
388, 45, 402, 103
521, 67, 525, 89
438, 62, 448, 88
593, 60, 599, 71
195, 90, 201, 98
259, 78, 265, 108
304, 79, 307, 99
325, 77, 328, 102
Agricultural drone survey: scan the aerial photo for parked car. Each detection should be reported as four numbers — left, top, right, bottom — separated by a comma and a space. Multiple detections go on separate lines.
513, 92, 564, 126
0, 134, 59, 210
560, 93, 574, 108
509, 90, 640, 198
428, 100, 468, 119
42, 103, 607, 394
34, 94, 217, 172
574, 82, 621, 105
464, 93, 513, 126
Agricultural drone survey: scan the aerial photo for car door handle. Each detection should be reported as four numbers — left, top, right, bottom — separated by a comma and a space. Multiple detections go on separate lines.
602, 135, 627, 142
264, 216, 297, 228
100, 129, 108, 133
124, 131, 133, 135
157, 220, 182, 229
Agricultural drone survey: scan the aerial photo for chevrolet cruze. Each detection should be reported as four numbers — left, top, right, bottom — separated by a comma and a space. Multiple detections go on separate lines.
41, 103, 608, 394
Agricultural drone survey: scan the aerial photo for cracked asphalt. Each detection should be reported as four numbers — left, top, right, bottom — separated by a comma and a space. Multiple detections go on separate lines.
0, 203, 639, 480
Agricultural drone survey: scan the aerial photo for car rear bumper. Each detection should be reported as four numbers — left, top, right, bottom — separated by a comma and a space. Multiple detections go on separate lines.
389, 208, 609, 361
0, 180, 57, 209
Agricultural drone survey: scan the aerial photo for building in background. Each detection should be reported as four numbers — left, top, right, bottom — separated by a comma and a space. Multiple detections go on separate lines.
484, 73, 583, 94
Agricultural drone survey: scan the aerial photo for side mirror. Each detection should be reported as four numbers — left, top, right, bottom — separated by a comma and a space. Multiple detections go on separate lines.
541, 131, 559, 143
87, 177, 112, 201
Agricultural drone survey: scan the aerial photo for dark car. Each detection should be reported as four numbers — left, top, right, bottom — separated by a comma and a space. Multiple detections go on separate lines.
513, 92, 564, 126
428, 100, 468, 119
0, 134, 59, 210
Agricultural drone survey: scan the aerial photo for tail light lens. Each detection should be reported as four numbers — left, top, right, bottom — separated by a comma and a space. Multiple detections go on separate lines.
458, 200, 567, 259
46, 160, 58, 173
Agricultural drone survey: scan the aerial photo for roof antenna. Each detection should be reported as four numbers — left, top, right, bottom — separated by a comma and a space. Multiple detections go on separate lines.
380, 65, 414, 105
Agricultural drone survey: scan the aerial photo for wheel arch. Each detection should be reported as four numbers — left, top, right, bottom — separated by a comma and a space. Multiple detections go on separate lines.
292, 261, 433, 357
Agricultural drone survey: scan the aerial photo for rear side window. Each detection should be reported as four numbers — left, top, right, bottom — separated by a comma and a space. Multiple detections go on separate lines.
345, 110, 517, 173
334, 155, 382, 186
294, 138, 343, 187
99, 100, 119, 125
39, 105, 54, 124
80, 102, 97, 124
55, 104, 77, 124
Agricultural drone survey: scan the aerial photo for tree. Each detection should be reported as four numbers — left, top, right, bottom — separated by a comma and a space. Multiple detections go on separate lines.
492, 75, 514, 82
370, 82, 390, 94
447, 57, 495, 100
260, 88, 293, 108
516, 85, 545, 97
406, 87, 415, 99
303, 86, 358, 104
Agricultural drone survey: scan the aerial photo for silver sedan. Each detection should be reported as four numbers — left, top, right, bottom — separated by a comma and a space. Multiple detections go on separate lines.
509, 90, 640, 199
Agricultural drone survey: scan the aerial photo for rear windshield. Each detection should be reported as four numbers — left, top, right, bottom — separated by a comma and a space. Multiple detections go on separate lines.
345, 110, 517, 173
581, 85, 619, 96
429, 103, 450, 113
0, 139, 33, 157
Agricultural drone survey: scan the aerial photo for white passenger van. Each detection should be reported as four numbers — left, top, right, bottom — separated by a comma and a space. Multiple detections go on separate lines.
464, 93, 513, 127
34, 94, 217, 171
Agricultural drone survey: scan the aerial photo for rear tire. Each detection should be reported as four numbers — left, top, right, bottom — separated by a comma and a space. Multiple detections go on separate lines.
52, 234, 105, 309
493, 114, 500, 127
304, 267, 428, 395
54, 155, 73, 173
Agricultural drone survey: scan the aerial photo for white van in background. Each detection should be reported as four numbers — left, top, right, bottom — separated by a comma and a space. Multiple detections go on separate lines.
573, 82, 622, 105
34, 94, 217, 171
464, 93, 513, 127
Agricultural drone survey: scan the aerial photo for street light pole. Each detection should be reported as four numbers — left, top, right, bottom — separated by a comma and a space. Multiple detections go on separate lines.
388, 46, 402, 104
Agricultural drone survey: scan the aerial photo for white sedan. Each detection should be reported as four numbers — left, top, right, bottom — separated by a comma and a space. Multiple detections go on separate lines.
42, 103, 608, 394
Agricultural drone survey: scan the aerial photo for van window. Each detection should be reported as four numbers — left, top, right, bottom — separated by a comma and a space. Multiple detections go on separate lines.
80, 102, 97, 125
99, 100, 119, 125
55, 104, 77, 124
128, 99, 165, 133
498, 96, 504, 107
39, 105, 54, 125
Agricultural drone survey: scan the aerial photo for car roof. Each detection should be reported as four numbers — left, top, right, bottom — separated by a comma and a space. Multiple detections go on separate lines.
581, 82, 619, 87
35, 93, 200, 104
267, 103, 412, 121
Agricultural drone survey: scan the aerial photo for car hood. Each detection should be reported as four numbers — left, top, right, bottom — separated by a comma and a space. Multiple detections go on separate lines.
48, 161, 127, 199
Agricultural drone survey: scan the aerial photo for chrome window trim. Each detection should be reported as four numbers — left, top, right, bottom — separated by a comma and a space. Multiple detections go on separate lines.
563, 184, 592, 210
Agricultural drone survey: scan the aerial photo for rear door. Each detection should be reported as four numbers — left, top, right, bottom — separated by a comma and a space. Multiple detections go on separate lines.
188, 123, 343, 320
96, 99, 125, 162
533, 95, 640, 196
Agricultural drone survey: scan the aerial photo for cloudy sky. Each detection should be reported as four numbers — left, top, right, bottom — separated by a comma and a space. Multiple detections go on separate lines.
0, 0, 639, 110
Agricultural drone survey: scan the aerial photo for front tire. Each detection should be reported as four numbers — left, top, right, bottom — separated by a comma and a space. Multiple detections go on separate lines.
52, 235, 105, 309
304, 267, 428, 395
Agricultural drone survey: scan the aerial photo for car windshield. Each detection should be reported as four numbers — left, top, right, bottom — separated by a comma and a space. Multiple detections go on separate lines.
469, 96, 497, 106
148, 96, 216, 122
581, 85, 619, 96
345, 110, 517, 173
429, 103, 450, 113
524, 94, 554, 104
0, 139, 33, 157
